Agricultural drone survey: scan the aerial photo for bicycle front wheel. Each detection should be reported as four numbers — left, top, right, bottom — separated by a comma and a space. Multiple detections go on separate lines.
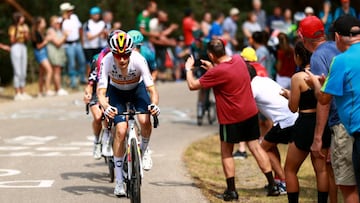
130, 138, 141, 203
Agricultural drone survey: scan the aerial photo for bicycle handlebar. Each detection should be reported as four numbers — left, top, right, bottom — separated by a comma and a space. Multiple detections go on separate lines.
106, 112, 159, 130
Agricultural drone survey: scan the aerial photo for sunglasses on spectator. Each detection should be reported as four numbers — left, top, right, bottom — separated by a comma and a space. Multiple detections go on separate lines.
113, 52, 131, 60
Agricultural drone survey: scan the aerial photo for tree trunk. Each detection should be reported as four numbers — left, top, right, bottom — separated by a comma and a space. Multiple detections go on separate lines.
4, 0, 33, 22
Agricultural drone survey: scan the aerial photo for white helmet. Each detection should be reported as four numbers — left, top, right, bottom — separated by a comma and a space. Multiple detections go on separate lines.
107, 30, 134, 55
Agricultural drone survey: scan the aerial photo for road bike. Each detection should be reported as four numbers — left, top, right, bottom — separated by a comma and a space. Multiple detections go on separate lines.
197, 88, 216, 126
86, 104, 115, 183
108, 103, 158, 203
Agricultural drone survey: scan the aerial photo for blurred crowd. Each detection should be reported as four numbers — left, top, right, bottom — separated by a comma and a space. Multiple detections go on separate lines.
1, 0, 358, 101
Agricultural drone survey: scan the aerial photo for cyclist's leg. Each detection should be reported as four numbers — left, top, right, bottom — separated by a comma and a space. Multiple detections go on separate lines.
90, 104, 102, 143
108, 85, 128, 189
134, 82, 152, 153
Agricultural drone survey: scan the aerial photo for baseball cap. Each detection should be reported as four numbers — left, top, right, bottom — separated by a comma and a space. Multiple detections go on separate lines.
329, 15, 360, 36
229, 8, 240, 16
89, 6, 101, 15
60, 2, 75, 12
298, 16, 324, 39
241, 47, 258, 62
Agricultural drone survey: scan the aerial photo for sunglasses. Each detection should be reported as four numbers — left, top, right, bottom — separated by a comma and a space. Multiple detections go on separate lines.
113, 52, 131, 60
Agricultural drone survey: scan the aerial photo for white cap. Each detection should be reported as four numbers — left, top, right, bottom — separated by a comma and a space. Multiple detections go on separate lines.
60, 2, 75, 12
229, 8, 240, 16
304, 6, 314, 14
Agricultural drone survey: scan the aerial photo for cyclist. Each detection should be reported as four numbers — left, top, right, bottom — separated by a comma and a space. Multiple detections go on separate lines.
83, 47, 110, 159
97, 30, 160, 196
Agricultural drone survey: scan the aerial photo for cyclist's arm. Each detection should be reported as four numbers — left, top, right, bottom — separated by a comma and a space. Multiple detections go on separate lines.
97, 87, 109, 109
147, 85, 159, 105
97, 55, 110, 109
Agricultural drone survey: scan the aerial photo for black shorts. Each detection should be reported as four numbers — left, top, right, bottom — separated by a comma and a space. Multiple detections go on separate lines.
219, 114, 260, 143
291, 112, 331, 152
264, 124, 294, 144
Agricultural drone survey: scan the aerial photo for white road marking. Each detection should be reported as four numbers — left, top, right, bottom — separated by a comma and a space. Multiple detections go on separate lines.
0, 146, 29, 151
0, 180, 54, 188
35, 147, 80, 151
5, 136, 57, 146
0, 169, 21, 177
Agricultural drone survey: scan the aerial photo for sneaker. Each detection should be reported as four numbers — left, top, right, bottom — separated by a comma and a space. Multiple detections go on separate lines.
93, 143, 102, 160
220, 190, 239, 201
56, 88, 68, 96
114, 180, 126, 197
267, 184, 280, 196
22, 93, 33, 100
14, 93, 24, 101
45, 90, 56, 97
233, 150, 248, 160
142, 148, 153, 171
277, 181, 287, 195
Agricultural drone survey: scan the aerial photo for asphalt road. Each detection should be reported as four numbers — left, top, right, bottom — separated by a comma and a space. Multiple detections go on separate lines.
0, 81, 217, 203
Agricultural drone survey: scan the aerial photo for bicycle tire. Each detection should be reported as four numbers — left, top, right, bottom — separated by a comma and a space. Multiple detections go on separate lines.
130, 138, 141, 203
108, 156, 115, 183
207, 102, 217, 125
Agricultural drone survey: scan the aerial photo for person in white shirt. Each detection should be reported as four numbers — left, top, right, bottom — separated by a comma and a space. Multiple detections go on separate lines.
82, 7, 105, 72
60, 2, 87, 88
248, 65, 298, 195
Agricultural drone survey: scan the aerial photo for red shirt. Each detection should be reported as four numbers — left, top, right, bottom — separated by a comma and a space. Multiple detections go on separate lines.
199, 55, 258, 124
277, 49, 296, 77
182, 16, 195, 46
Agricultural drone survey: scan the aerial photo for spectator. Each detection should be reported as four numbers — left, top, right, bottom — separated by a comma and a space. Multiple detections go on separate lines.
31, 16, 54, 97
275, 33, 296, 89
266, 6, 285, 34
334, 0, 357, 20
281, 40, 331, 203
82, 7, 105, 75
305, 14, 360, 202
174, 36, 190, 81
251, 31, 273, 78
100, 11, 114, 48
283, 8, 297, 41
207, 12, 225, 40
246, 65, 298, 195
8, 12, 32, 101
319, 1, 334, 38
60, 2, 87, 88
149, 10, 178, 81
242, 11, 262, 47
223, 8, 240, 55
46, 16, 68, 96
0, 43, 10, 52
185, 39, 280, 201
182, 8, 198, 47
252, 0, 267, 31
136, 1, 159, 79
241, 47, 268, 77
304, 6, 315, 17
200, 12, 212, 37
298, 15, 358, 203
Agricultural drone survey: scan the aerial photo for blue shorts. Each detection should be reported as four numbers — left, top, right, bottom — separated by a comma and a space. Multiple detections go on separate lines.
108, 82, 151, 125
34, 47, 48, 63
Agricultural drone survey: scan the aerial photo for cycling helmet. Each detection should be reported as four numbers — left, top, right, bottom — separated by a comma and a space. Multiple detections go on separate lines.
107, 30, 134, 55
128, 30, 144, 46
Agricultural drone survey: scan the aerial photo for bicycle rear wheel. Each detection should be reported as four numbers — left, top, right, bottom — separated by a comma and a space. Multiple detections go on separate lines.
130, 138, 141, 203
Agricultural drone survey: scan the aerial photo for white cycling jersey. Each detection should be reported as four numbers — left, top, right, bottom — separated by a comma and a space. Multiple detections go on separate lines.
98, 51, 154, 90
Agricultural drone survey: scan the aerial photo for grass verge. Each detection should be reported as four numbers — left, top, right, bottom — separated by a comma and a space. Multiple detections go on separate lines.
183, 134, 326, 203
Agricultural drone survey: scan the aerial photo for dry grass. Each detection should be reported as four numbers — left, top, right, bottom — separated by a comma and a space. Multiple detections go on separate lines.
183, 134, 336, 203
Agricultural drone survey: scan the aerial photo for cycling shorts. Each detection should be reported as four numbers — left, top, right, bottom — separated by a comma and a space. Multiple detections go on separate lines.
108, 81, 151, 125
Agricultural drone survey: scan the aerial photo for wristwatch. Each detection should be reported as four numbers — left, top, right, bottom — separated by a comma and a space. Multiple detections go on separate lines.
185, 67, 192, 72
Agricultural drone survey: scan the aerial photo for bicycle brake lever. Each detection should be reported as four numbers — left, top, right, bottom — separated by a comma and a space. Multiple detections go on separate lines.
86, 104, 89, 115
107, 119, 113, 130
